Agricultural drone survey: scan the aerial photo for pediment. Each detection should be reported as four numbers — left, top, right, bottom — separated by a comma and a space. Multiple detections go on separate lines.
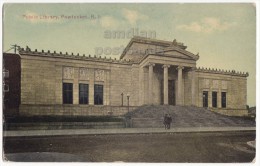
155, 46, 199, 61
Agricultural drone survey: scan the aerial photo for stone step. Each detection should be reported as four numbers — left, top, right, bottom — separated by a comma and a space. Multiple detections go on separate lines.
126, 105, 255, 128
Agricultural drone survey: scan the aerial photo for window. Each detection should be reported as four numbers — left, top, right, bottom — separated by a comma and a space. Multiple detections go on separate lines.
94, 84, 103, 105
63, 83, 73, 104
202, 91, 208, 107
212, 91, 217, 108
3, 83, 9, 92
3, 69, 9, 78
79, 84, 89, 104
221, 92, 227, 108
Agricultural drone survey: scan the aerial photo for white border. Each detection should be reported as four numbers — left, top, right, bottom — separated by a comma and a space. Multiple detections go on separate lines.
0, 1, 259, 166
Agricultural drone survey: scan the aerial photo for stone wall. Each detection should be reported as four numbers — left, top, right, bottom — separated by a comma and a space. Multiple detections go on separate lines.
106, 64, 130, 106
6, 122, 125, 130
196, 70, 247, 110
19, 50, 249, 117
21, 55, 136, 104
184, 71, 191, 105
19, 52, 139, 116
211, 108, 248, 117
21, 58, 56, 105
130, 65, 141, 106
20, 104, 137, 116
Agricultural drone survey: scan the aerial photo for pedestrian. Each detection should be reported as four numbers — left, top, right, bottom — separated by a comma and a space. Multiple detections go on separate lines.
167, 114, 172, 129
163, 114, 168, 130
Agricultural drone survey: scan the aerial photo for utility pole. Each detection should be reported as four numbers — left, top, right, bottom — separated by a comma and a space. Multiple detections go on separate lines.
11, 44, 20, 54
4, 44, 20, 54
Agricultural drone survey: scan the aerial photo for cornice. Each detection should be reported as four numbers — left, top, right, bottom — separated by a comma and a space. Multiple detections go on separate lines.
196, 67, 249, 77
18, 47, 136, 65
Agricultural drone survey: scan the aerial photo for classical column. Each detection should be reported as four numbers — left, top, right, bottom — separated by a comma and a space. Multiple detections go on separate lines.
148, 63, 155, 104
163, 65, 170, 105
191, 67, 196, 106
177, 66, 184, 105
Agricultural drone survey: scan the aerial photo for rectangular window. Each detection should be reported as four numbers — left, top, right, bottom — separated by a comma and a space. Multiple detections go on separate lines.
202, 91, 208, 107
212, 91, 217, 108
221, 92, 227, 108
79, 84, 89, 104
63, 83, 73, 104
3, 69, 9, 78
3, 83, 9, 92
94, 84, 103, 105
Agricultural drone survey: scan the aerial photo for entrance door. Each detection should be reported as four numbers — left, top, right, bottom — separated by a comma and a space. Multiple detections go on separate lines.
168, 80, 175, 105
203, 91, 208, 107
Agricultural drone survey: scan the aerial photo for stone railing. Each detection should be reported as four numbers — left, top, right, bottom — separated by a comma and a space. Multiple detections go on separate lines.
196, 67, 249, 77
18, 46, 134, 65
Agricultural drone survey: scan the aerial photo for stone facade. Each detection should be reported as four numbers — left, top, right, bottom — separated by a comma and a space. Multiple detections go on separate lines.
17, 37, 249, 116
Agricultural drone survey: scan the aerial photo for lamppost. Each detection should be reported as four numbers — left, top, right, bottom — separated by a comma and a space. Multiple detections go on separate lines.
121, 93, 124, 106
127, 93, 130, 113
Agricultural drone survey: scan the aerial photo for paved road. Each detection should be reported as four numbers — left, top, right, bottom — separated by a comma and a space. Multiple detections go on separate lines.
3, 131, 255, 163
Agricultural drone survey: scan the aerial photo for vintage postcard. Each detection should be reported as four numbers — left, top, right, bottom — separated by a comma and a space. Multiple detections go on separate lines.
1, 1, 257, 164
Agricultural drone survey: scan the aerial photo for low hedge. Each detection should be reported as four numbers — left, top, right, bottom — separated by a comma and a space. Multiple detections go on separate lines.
4, 115, 124, 123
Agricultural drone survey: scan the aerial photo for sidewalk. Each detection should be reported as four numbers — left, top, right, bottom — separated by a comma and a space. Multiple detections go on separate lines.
3, 126, 256, 137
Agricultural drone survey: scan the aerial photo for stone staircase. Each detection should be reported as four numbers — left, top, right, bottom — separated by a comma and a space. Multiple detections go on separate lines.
125, 105, 255, 128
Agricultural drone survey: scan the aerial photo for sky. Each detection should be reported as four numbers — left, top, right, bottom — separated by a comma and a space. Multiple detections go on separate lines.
2, 3, 256, 106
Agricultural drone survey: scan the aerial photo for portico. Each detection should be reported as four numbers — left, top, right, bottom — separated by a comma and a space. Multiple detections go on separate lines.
144, 62, 195, 106
133, 38, 199, 106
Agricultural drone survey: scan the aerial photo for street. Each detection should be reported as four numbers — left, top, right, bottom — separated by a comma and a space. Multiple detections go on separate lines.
3, 131, 255, 162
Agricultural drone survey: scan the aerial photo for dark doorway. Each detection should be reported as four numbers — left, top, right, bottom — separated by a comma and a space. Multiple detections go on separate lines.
168, 80, 175, 105
203, 91, 208, 107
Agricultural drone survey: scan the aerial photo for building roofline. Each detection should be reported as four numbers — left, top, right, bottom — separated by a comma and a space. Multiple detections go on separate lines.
196, 67, 249, 77
120, 36, 188, 59
18, 47, 136, 65
15, 47, 249, 77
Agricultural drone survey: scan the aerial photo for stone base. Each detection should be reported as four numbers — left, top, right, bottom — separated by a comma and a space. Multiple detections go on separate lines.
5, 122, 125, 130
210, 108, 248, 117
19, 104, 137, 116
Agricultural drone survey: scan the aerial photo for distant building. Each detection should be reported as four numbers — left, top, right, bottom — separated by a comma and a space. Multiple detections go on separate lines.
3, 37, 249, 117
3, 53, 21, 117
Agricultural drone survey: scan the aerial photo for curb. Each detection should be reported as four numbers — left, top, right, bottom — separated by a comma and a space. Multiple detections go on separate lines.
3, 127, 256, 137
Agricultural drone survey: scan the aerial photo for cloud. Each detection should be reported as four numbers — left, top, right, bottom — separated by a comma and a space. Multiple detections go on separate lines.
21, 11, 60, 24
177, 17, 236, 33
100, 16, 119, 28
122, 8, 148, 25
99, 9, 149, 28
